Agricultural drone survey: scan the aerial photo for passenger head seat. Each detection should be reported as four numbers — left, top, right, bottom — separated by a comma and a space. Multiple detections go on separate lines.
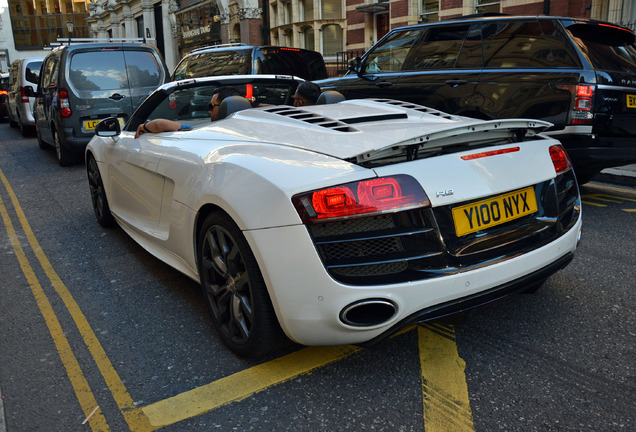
316, 91, 345, 105
218, 96, 252, 119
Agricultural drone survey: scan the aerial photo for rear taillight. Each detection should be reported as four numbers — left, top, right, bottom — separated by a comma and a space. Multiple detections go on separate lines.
555, 84, 594, 125
58, 88, 71, 118
292, 175, 430, 224
549, 145, 572, 174
19, 86, 28, 103
0, 90, 7, 96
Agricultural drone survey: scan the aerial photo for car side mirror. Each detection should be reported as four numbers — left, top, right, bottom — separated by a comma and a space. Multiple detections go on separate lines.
95, 117, 121, 138
23, 85, 37, 97
349, 57, 361, 73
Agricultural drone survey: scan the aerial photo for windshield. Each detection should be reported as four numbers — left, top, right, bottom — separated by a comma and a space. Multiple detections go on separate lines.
125, 77, 302, 132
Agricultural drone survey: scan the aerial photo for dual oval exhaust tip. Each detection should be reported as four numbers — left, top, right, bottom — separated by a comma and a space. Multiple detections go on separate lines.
340, 299, 397, 327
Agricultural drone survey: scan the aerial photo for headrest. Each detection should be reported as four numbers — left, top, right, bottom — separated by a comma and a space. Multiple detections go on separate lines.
218, 96, 252, 119
316, 91, 345, 105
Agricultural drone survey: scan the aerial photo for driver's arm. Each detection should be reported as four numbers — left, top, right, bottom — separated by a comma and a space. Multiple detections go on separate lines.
135, 119, 183, 138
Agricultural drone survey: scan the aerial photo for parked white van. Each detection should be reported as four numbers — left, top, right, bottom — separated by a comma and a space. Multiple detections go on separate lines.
8, 57, 44, 136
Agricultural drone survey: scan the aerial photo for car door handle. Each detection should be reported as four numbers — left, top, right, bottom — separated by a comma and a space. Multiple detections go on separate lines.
376, 81, 393, 88
109, 93, 126, 101
445, 80, 468, 87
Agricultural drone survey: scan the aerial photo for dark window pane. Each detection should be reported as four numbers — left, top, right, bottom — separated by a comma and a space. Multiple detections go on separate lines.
483, 20, 575, 68
403, 24, 471, 70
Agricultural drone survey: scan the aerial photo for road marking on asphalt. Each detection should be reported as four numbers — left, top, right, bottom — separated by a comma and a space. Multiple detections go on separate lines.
1, 167, 476, 431
581, 192, 636, 211
419, 324, 475, 432
0, 168, 152, 432
142, 345, 362, 427
0, 178, 109, 431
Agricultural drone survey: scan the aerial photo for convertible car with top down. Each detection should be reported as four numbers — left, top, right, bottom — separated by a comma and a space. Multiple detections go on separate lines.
86, 75, 582, 357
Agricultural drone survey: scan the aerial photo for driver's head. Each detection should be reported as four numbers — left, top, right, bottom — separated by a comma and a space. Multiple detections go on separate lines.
293, 81, 321, 107
208, 86, 241, 121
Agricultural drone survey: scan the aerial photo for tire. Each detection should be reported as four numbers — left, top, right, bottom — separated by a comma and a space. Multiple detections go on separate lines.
36, 124, 48, 150
198, 212, 283, 357
87, 155, 115, 228
54, 130, 75, 167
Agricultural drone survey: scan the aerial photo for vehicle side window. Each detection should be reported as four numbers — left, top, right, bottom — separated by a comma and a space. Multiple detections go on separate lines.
566, 23, 636, 72
363, 29, 422, 73
25, 61, 42, 85
41, 56, 59, 88
482, 20, 578, 68
403, 24, 478, 70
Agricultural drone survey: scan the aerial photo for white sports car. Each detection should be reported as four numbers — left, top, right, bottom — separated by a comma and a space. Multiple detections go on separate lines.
86, 75, 582, 357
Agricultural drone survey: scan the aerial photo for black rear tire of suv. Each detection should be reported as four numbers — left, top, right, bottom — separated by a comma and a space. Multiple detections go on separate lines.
54, 130, 75, 167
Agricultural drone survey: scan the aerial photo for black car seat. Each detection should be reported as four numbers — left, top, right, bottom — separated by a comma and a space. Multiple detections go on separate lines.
316, 91, 345, 105
218, 96, 253, 119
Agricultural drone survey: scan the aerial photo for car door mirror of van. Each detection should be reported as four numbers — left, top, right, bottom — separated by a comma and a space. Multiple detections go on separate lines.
23, 85, 37, 97
95, 117, 121, 139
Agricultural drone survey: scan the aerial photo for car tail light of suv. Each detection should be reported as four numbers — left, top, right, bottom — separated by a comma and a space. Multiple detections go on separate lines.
58, 88, 71, 118
555, 84, 595, 125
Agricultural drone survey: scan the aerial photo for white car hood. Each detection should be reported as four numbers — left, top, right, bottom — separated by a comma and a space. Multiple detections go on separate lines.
183, 99, 551, 163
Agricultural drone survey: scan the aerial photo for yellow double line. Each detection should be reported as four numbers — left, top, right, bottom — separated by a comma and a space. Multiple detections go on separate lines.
0, 166, 475, 431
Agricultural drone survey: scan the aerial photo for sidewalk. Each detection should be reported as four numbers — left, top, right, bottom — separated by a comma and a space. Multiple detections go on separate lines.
593, 164, 636, 187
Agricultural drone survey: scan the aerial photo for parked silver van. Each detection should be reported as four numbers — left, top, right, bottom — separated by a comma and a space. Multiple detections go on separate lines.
30, 43, 167, 166
7, 57, 44, 136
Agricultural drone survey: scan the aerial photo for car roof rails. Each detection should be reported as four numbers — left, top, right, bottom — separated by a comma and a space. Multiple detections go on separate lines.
188, 43, 248, 54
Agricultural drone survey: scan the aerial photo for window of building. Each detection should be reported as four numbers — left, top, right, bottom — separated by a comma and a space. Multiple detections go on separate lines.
419, 0, 439, 23
301, 26, 315, 50
475, 0, 500, 14
136, 15, 144, 39
300, 0, 314, 21
322, 23, 343, 61
321, 0, 342, 20
8, 0, 89, 49
284, 1, 293, 25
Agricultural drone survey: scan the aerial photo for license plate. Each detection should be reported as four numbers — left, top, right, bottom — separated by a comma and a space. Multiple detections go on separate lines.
452, 187, 538, 237
84, 118, 124, 130
627, 94, 636, 108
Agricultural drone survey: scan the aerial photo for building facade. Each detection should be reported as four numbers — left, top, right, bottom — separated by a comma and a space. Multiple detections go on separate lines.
0, 0, 635, 73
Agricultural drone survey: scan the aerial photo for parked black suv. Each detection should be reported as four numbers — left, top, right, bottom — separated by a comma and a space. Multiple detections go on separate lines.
172, 44, 328, 81
316, 15, 636, 183
30, 43, 168, 166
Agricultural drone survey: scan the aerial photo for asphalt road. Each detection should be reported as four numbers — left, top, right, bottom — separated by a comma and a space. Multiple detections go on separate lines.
0, 124, 634, 432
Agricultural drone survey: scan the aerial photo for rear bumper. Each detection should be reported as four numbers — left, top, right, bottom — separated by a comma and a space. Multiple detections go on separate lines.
59, 126, 92, 153
360, 252, 574, 347
556, 133, 636, 175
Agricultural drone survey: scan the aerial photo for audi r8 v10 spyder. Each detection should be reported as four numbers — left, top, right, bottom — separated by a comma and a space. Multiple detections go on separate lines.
86, 75, 582, 357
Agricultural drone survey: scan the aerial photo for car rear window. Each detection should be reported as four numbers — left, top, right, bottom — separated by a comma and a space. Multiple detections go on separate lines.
173, 50, 252, 80
25, 61, 42, 85
566, 23, 636, 72
69, 50, 162, 91
255, 48, 328, 80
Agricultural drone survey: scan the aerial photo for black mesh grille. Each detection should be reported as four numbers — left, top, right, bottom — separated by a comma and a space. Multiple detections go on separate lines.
306, 172, 580, 286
